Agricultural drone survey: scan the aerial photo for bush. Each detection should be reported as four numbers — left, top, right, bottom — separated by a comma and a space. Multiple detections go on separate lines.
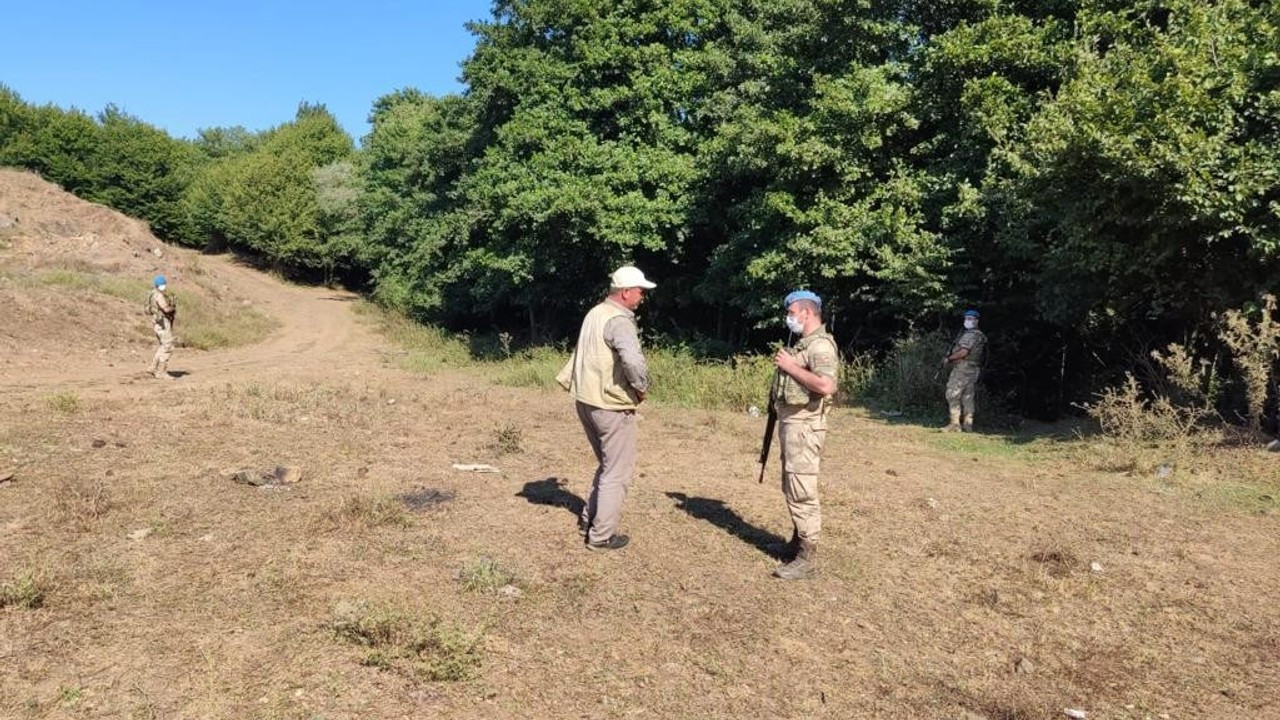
864, 329, 951, 412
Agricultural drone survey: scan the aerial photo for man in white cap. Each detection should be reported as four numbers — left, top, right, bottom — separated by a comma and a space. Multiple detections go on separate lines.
557, 265, 655, 550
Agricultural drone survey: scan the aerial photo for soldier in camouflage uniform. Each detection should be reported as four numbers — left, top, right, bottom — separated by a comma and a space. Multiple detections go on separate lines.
941, 309, 985, 432
770, 290, 839, 581
146, 275, 177, 380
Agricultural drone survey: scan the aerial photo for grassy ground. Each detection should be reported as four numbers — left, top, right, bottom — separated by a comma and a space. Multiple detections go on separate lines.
4, 298, 1279, 720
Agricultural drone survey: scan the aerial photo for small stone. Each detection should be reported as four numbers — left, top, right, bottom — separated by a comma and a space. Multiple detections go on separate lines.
199, 534, 214, 542
274, 466, 303, 484
1090, 561, 1103, 573
128, 528, 152, 541
1015, 657, 1035, 674
387, 398, 396, 405
497, 584, 523, 599
925, 497, 939, 509
1267, 439, 1280, 453
886, 469, 899, 477
233, 469, 271, 486
747, 405, 760, 417
150, 247, 164, 258
92, 439, 107, 448
1063, 710, 1087, 719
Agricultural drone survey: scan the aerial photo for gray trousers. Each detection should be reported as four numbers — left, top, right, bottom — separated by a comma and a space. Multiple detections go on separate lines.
575, 401, 637, 544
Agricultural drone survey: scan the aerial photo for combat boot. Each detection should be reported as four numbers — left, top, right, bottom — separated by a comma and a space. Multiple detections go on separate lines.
773, 540, 817, 580
962, 414, 975, 433
766, 528, 800, 561
941, 409, 962, 433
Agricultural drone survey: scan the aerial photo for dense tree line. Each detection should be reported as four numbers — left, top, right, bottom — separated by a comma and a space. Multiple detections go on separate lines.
2, 0, 1277, 420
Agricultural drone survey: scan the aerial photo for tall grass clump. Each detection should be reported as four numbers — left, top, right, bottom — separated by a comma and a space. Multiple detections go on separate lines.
0, 569, 47, 609
1084, 341, 1222, 474
1219, 294, 1279, 434
864, 329, 951, 412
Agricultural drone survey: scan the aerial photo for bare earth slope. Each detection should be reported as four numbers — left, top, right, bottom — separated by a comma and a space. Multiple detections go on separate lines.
2, 170, 1278, 720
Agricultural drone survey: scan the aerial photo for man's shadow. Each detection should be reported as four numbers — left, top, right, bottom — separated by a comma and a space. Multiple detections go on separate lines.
516, 477, 585, 516
666, 492, 787, 559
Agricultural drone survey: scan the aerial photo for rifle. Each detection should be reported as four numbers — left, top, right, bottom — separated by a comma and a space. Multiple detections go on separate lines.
757, 368, 780, 483
757, 332, 793, 483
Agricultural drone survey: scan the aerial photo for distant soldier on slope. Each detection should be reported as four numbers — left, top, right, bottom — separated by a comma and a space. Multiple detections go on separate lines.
146, 275, 177, 380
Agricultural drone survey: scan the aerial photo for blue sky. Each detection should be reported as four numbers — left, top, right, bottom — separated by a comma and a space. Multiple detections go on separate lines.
0, 0, 493, 143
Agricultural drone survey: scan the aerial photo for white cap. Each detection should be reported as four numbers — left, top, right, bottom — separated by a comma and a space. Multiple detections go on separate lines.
610, 265, 656, 290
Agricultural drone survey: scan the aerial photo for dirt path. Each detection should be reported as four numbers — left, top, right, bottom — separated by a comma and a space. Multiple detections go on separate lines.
1, 254, 388, 396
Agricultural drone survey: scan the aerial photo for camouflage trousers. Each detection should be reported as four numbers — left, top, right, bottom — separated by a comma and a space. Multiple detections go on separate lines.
946, 363, 980, 417
779, 415, 827, 543
150, 320, 174, 374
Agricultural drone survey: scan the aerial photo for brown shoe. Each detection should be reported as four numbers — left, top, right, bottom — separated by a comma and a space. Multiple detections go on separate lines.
586, 534, 630, 551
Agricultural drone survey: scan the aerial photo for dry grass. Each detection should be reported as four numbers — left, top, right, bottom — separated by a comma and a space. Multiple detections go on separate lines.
173, 289, 278, 350
51, 476, 112, 529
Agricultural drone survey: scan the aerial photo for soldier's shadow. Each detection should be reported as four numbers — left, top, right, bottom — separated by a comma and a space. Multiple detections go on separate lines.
516, 477, 585, 516
666, 492, 787, 559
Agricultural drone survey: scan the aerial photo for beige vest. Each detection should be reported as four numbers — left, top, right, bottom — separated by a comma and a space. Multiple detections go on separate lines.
557, 301, 639, 410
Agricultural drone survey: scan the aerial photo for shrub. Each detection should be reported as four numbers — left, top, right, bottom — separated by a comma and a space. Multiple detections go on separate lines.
1219, 294, 1280, 434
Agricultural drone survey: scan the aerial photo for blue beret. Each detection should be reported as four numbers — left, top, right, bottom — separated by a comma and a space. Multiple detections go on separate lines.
784, 290, 822, 311
154, 275, 167, 287
963, 309, 980, 318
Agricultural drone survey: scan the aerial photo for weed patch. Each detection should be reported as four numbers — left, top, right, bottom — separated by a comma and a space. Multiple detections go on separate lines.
331, 600, 483, 681
0, 569, 47, 609
458, 557, 518, 593
489, 423, 524, 455
46, 391, 80, 414
321, 494, 412, 530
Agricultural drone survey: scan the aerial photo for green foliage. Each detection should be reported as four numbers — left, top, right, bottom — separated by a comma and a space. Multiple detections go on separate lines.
86, 106, 200, 241
183, 104, 357, 270
864, 330, 952, 412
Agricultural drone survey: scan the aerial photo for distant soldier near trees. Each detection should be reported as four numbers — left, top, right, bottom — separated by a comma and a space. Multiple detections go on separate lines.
146, 275, 177, 380
941, 309, 986, 432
